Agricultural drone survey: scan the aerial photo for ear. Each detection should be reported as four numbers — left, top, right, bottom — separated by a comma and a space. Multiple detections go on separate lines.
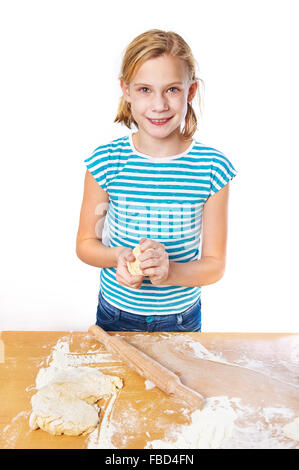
187, 80, 198, 103
120, 79, 131, 104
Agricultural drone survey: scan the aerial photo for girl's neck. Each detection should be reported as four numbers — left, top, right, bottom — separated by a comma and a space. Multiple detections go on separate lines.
132, 131, 193, 158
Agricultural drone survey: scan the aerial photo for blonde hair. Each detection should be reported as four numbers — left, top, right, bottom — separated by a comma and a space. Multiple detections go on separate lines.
114, 29, 204, 140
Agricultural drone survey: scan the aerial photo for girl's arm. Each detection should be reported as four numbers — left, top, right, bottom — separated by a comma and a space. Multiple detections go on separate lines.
76, 170, 123, 268
161, 183, 229, 287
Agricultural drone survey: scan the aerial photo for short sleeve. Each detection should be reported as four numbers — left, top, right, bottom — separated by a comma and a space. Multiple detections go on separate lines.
209, 152, 238, 197
84, 144, 110, 192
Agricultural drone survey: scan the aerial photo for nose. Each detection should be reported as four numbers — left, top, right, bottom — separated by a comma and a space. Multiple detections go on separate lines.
151, 92, 169, 112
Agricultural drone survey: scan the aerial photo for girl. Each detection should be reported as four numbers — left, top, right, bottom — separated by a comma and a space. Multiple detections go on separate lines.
76, 29, 237, 332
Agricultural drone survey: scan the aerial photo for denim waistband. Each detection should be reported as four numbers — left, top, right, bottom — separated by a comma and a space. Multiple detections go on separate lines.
99, 290, 201, 322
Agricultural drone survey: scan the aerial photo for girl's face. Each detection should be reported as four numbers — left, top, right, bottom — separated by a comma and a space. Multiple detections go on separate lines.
121, 54, 197, 140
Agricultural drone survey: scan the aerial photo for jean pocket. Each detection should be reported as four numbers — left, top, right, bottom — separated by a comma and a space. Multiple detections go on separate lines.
176, 318, 201, 332
176, 304, 201, 332
96, 300, 116, 325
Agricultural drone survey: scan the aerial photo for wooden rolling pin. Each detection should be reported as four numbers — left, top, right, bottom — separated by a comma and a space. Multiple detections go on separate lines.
88, 325, 205, 410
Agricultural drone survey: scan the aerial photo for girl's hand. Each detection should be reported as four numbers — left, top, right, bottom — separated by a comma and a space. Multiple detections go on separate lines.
116, 247, 144, 289
139, 238, 169, 285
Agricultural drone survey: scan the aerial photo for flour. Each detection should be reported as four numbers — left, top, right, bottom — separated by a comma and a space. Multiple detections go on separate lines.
187, 341, 230, 365
88, 394, 119, 449
176, 336, 274, 373
9, 335, 294, 448
29, 338, 123, 436
43, 338, 117, 368
44, 337, 299, 448
1, 411, 31, 449
144, 397, 297, 449
166, 335, 299, 388
226, 399, 296, 449
146, 396, 236, 449
144, 379, 156, 390
282, 417, 299, 441
263, 407, 294, 423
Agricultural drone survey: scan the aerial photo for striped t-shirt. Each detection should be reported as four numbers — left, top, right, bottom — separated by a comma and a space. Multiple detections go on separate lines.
84, 132, 237, 315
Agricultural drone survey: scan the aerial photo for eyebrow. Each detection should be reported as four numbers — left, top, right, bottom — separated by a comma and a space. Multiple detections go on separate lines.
133, 82, 184, 87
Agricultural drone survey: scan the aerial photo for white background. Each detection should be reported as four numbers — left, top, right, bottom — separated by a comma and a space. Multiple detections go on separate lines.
0, 0, 298, 332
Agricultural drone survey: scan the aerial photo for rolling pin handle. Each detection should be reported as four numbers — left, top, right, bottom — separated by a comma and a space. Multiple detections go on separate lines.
88, 325, 111, 348
174, 383, 205, 410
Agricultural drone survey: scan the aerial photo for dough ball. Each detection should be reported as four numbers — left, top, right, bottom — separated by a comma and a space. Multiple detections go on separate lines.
127, 245, 142, 275
127, 244, 150, 275
29, 366, 123, 436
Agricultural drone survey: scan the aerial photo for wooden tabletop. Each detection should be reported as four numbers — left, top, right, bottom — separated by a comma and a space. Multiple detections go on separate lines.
0, 331, 298, 449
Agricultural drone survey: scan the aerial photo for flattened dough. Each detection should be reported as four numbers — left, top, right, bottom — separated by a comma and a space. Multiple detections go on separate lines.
29, 366, 122, 436
29, 387, 99, 436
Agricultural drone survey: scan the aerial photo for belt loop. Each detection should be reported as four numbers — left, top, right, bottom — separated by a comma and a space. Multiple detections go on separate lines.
114, 310, 120, 321
176, 313, 183, 325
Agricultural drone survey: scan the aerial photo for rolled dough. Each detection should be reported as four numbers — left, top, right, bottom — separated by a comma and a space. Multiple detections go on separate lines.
29, 366, 123, 436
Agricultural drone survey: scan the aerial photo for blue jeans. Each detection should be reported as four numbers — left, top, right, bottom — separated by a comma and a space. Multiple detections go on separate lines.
96, 290, 201, 332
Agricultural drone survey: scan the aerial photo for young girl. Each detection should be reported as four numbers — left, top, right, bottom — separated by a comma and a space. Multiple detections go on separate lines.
76, 29, 237, 332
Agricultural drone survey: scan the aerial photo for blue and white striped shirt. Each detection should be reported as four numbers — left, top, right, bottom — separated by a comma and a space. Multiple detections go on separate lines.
84, 132, 237, 315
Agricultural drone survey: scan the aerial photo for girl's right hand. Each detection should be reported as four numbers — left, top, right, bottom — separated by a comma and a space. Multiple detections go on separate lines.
115, 247, 144, 289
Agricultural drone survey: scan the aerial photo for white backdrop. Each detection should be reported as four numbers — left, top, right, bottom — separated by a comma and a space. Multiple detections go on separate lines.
1, 0, 298, 332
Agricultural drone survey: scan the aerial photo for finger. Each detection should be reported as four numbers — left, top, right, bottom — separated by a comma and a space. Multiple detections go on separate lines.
139, 249, 158, 262
119, 254, 133, 268
119, 277, 141, 289
117, 279, 132, 288
132, 282, 142, 289
120, 264, 143, 283
120, 254, 136, 272
116, 272, 132, 287
142, 267, 157, 277
140, 239, 157, 252
125, 251, 135, 261
130, 274, 144, 282
128, 277, 143, 289
135, 283, 143, 289
140, 238, 165, 251
140, 258, 159, 270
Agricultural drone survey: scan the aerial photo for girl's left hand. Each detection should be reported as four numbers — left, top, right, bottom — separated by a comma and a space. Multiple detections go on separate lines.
138, 238, 169, 285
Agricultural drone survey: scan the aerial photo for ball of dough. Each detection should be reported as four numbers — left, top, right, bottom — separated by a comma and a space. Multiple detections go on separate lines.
127, 245, 143, 275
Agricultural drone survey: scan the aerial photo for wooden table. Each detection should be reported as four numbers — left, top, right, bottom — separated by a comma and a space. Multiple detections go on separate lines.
0, 331, 298, 449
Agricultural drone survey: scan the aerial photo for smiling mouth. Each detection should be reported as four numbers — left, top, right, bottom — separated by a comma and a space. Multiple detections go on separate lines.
147, 117, 173, 126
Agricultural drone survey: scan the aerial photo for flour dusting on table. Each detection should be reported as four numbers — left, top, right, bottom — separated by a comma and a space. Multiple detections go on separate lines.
88, 393, 119, 449
43, 337, 118, 368
38, 336, 298, 448
3, 334, 295, 449
146, 396, 236, 449
144, 379, 156, 390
